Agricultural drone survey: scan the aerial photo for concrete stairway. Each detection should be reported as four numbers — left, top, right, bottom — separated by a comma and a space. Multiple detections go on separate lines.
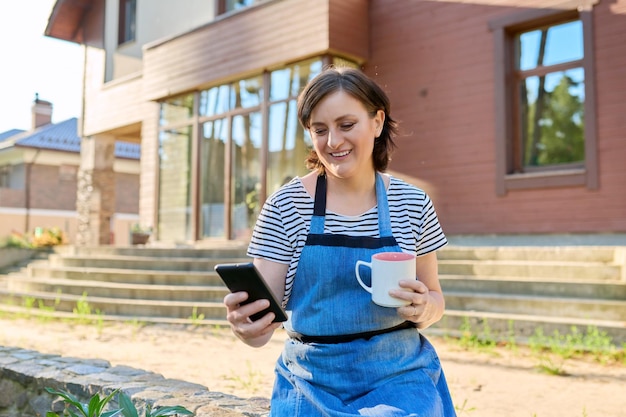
430, 245, 626, 344
0, 243, 624, 344
0, 243, 250, 325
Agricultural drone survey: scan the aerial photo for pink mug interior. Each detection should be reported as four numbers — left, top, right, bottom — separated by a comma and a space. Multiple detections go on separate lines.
372, 252, 415, 262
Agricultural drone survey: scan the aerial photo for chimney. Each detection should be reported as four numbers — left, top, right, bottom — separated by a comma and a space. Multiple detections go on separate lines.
31, 93, 53, 130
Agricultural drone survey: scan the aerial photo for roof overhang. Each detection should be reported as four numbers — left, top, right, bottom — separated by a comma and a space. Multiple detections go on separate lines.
44, 0, 92, 44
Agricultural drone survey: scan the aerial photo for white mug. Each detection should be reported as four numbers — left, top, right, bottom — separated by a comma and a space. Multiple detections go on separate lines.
355, 252, 416, 307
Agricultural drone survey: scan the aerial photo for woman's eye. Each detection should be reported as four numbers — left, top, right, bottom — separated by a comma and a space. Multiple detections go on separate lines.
340, 123, 355, 130
313, 129, 327, 135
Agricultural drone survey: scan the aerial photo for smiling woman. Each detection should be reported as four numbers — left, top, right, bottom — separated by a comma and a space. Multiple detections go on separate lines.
223, 67, 455, 417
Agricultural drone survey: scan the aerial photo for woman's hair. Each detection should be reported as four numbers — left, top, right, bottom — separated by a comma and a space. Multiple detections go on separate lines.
297, 66, 398, 173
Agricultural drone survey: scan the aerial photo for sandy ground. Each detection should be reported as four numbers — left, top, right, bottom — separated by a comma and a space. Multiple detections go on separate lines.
0, 317, 624, 417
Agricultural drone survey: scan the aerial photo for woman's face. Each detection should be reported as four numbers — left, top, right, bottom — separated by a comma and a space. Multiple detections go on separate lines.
308, 90, 384, 181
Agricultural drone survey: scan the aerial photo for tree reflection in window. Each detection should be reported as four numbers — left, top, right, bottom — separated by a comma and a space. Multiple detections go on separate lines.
517, 20, 585, 170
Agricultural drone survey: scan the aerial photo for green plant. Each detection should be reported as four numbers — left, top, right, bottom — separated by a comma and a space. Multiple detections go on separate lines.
46, 387, 194, 417
118, 391, 193, 417
221, 360, 264, 394
454, 398, 477, 414
72, 292, 104, 324
457, 317, 497, 351
188, 306, 205, 324
130, 224, 153, 235
1, 231, 32, 248
45, 387, 121, 417
32, 226, 67, 247
0, 227, 66, 249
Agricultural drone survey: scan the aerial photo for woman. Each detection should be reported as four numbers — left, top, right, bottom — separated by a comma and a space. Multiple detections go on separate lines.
224, 67, 456, 416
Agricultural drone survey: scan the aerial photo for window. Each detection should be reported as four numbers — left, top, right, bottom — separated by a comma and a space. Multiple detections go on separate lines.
118, 0, 136, 45
490, 3, 598, 195
217, 0, 264, 15
0, 165, 10, 188
158, 56, 357, 241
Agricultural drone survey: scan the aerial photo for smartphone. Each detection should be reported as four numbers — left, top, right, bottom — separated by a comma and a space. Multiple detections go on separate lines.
214, 262, 288, 323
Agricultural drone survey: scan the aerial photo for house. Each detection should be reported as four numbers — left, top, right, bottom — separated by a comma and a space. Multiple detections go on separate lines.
43, 0, 626, 246
0, 96, 140, 245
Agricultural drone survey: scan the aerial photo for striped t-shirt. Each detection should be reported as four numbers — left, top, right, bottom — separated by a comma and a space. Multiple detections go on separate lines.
247, 175, 447, 304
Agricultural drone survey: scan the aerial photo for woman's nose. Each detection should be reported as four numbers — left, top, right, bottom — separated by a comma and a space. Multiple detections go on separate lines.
327, 129, 343, 149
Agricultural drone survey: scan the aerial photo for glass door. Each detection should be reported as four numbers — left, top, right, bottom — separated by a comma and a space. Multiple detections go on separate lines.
231, 112, 262, 240
200, 118, 228, 239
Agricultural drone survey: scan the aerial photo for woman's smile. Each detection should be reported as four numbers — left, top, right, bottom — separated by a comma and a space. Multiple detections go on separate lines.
308, 90, 383, 180
330, 149, 351, 158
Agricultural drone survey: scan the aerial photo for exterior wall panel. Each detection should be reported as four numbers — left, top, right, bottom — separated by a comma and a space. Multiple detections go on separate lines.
368, 0, 626, 235
328, 0, 369, 60
82, 47, 145, 137
68, 0, 624, 238
143, 0, 368, 101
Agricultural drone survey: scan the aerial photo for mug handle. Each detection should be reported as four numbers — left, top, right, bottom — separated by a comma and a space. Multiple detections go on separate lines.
355, 260, 373, 293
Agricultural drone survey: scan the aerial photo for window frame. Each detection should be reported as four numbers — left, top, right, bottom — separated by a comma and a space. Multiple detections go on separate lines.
489, 4, 598, 196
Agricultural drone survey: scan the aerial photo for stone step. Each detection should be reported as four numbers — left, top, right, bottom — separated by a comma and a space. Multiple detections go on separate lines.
2, 244, 624, 347
443, 291, 626, 322
0, 289, 227, 320
440, 275, 626, 300
438, 245, 621, 263
57, 244, 249, 259
426, 310, 626, 345
47, 254, 251, 272
3, 276, 228, 302
0, 304, 227, 326
438, 259, 622, 281
24, 265, 225, 286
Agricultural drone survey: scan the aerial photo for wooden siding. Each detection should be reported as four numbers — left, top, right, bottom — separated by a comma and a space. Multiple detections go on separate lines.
368, 0, 626, 235
75, 0, 624, 237
142, 0, 368, 101
82, 47, 145, 137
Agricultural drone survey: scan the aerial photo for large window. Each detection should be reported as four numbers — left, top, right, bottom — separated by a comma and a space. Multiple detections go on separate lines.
158, 57, 358, 242
490, 5, 597, 195
267, 59, 322, 195
158, 93, 194, 243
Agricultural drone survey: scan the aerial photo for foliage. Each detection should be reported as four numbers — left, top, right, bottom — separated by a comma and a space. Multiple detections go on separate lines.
1, 231, 33, 248
45, 387, 121, 417
524, 73, 585, 167
130, 223, 153, 235
46, 387, 194, 417
32, 226, 67, 247
0, 227, 66, 249
118, 390, 194, 417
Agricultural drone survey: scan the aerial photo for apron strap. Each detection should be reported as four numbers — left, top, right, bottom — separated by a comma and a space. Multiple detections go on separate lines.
375, 173, 394, 238
312, 173, 393, 237
310, 174, 327, 234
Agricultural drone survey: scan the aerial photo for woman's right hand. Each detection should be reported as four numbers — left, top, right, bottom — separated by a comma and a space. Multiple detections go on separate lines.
224, 291, 282, 347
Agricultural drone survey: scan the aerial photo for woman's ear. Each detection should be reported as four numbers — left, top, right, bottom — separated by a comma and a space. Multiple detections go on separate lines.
375, 110, 385, 137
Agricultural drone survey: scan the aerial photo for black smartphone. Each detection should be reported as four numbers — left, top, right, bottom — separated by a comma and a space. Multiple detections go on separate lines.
214, 262, 288, 323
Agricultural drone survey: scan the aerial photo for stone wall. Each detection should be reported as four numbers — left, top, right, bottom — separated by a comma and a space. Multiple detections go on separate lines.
0, 248, 39, 271
0, 346, 270, 417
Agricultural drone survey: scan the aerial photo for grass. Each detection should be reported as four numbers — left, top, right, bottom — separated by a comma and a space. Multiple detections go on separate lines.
220, 360, 265, 394
448, 316, 625, 374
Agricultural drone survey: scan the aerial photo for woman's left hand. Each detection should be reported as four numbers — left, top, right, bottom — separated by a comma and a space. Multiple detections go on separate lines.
389, 279, 434, 324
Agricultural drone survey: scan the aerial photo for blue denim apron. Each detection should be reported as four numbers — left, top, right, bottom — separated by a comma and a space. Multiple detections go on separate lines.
270, 174, 456, 417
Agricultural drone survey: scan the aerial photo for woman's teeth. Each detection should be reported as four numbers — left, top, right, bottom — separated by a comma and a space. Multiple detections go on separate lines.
331, 150, 351, 157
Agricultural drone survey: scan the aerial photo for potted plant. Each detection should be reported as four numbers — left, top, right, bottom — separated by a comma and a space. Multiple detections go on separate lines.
130, 223, 152, 245
45, 387, 194, 417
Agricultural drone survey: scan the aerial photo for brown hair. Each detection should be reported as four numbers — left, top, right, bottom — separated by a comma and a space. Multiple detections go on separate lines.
297, 66, 398, 173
